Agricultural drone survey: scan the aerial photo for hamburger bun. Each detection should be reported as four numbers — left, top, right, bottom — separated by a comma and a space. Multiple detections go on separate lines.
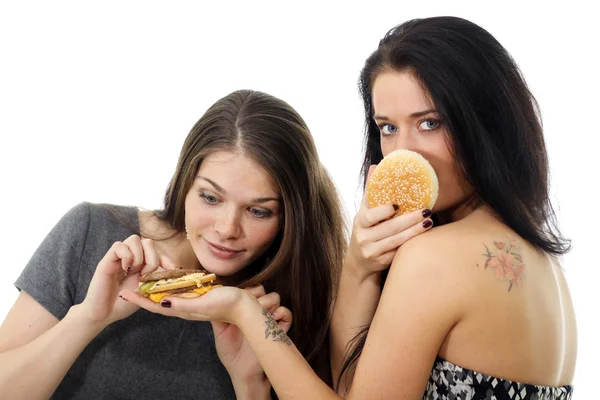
366, 149, 439, 216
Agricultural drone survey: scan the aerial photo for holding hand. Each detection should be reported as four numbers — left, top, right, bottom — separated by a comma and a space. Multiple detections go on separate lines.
120, 284, 292, 395
347, 165, 434, 278
212, 285, 292, 386
81, 235, 178, 326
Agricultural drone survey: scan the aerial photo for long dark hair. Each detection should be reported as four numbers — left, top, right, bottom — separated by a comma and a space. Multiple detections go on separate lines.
338, 16, 571, 390
157, 90, 347, 387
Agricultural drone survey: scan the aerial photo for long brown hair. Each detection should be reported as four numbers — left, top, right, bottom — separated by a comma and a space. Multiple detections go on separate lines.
338, 16, 571, 391
158, 89, 347, 385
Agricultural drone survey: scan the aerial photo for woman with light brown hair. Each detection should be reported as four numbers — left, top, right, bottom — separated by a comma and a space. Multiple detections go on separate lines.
0, 89, 347, 399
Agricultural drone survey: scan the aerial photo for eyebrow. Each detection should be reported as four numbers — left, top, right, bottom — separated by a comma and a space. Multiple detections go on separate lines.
198, 177, 281, 203
374, 109, 438, 120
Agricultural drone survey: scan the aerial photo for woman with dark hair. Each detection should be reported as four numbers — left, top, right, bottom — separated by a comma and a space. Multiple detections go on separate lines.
330, 15, 576, 399
126, 17, 576, 399
0, 89, 347, 399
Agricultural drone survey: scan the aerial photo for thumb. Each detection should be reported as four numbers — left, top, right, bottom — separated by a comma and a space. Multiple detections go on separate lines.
362, 164, 378, 208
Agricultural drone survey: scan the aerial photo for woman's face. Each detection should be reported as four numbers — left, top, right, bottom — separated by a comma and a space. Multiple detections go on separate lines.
184, 151, 282, 276
371, 70, 473, 217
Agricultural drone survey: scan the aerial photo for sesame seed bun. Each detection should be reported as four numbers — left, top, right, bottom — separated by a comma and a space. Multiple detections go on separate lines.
366, 149, 439, 216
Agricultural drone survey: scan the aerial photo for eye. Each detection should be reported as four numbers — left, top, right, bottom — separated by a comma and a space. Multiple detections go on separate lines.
249, 207, 273, 219
378, 123, 398, 136
199, 192, 219, 205
418, 119, 440, 131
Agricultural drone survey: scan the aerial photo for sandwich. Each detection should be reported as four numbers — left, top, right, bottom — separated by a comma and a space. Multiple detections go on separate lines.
138, 269, 221, 303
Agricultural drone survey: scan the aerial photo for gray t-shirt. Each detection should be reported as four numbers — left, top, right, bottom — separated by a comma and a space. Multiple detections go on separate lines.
15, 202, 236, 400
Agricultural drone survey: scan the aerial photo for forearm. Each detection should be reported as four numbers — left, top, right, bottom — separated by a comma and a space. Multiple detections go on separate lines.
236, 298, 340, 400
330, 255, 382, 384
0, 304, 106, 399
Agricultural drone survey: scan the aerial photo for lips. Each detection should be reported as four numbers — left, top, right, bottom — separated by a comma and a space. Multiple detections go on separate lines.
204, 239, 244, 260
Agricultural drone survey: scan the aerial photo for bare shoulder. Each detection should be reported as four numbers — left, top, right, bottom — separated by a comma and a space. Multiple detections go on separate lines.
391, 219, 474, 276
390, 211, 526, 296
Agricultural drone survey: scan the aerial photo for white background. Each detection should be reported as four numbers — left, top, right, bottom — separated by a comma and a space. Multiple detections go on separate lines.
0, 0, 597, 396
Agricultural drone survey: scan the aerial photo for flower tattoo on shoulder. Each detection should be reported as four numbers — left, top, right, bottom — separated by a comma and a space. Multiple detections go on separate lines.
482, 236, 525, 292
262, 308, 292, 346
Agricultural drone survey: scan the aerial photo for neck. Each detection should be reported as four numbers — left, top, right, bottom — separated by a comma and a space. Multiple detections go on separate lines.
138, 210, 201, 269
437, 193, 481, 224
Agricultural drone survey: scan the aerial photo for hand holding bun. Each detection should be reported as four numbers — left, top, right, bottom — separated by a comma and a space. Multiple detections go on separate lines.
366, 149, 439, 215
345, 149, 438, 277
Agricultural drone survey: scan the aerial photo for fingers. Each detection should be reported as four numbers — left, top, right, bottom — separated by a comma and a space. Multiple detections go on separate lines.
138, 238, 159, 275
158, 253, 180, 270
368, 208, 432, 243
357, 203, 398, 228
365, 213, 434, 257
119, 289, 185, 318
272, 306, 293, 333
124, 237, 179, 276
123, 235, 145, 271
244, 285, 267, 300
256, 292, 281, 315
245, 286, 281, 316
143, 286, 234, 320
98, 241, 135, 276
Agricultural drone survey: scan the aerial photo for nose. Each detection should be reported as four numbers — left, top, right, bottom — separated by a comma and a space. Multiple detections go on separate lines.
382, 129, 416, 156
392, 131, 415, 152
214, 207, 242, 239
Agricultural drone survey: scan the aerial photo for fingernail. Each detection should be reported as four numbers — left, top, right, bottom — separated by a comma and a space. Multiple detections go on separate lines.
422, 209, 432, 218
161, 300, 171, 308
393, 204, 399, 211
423, 219, 433, 229
119, 295, 128, 302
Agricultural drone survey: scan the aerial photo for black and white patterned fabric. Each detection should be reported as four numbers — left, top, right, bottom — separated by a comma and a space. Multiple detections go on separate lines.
424, 357, 573, 400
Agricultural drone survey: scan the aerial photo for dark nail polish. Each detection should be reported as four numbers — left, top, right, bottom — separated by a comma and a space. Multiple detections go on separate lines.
161, 300, 171, 308
423, 219, 433, 229
119, 295, 128, 302
393, 204, 399, 211
422, 209, 432, 218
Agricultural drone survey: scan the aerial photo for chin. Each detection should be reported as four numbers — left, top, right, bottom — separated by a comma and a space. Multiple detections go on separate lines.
197, 257, 247, 277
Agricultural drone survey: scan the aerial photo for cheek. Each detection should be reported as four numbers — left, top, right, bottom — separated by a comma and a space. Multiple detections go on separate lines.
245, 219, 280, 248
185, 197, 212, 230
380, 139, 395, 157
433, 158, 471, 205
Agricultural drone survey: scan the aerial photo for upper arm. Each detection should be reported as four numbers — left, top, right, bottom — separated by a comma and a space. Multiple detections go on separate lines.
14, 202, 91, 321
1, 203, 92, 353
348, 235, 464, 400
0, 291, 59, 353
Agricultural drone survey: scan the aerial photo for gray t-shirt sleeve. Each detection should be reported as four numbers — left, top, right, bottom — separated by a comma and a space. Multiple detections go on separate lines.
15, 202, 91, 320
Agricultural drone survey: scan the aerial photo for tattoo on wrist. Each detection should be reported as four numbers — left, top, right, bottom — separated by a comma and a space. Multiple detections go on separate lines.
261, 309, 292, 346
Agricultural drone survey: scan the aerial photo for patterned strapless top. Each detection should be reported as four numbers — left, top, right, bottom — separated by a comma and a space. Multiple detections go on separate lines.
425, 357, 573, 400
